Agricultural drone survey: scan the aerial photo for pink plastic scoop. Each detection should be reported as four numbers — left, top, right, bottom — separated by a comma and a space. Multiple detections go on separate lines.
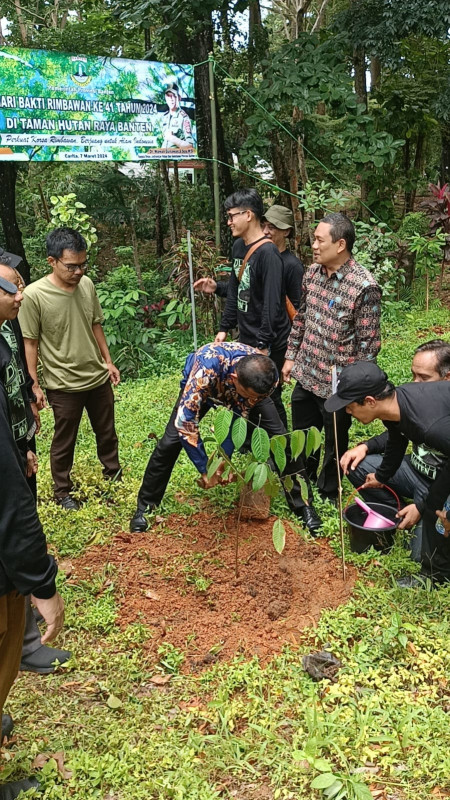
354, 496, 395, 529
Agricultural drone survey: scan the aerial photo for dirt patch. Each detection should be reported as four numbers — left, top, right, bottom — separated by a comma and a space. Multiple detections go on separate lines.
73, 512, 356, 670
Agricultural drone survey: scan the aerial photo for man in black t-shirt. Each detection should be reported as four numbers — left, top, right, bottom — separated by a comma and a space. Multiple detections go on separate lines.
341, 340, 450, 562
193, 203, 304, 422
195, 189, 320, 534
325, 360, 450, 584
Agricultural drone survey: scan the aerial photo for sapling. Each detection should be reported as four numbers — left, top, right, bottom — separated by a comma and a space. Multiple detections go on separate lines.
205, 407, 321, 577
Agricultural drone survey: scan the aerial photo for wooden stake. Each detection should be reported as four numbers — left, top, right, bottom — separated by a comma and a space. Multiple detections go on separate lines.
333, 410, 347, 581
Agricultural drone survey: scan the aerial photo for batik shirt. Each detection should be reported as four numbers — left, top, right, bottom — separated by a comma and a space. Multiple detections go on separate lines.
174, 342, 260, 474
285, 259, 381, 398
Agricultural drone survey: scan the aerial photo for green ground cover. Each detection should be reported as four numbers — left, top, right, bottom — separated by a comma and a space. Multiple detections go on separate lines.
4, 309, 450, 800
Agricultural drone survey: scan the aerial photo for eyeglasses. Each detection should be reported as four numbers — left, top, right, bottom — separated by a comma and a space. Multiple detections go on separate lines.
56, 258, 88, 273
226, 210, 247, 223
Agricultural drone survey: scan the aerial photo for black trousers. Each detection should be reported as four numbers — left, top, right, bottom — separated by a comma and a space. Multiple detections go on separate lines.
137, 393, 311, 513
291, 382, 352, 497
268, 346, 288, 429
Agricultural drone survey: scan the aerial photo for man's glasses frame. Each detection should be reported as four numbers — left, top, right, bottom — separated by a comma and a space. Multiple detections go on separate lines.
226, 210, 248, 223
55, 257, 88, 273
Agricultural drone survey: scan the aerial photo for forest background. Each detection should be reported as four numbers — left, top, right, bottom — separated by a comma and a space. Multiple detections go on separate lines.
0, 0, 449, 381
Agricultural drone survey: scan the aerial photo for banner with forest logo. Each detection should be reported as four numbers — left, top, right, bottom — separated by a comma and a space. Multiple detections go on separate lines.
0, 47, 197, 162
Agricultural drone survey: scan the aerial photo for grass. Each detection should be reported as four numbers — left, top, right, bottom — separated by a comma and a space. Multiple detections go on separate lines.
3, 308, 450, 799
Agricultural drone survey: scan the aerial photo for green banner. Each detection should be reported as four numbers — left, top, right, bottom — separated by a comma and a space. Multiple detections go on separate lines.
0, 47, 197, 162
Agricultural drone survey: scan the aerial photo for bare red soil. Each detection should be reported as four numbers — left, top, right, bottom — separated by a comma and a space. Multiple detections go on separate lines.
73, 512, 356, 670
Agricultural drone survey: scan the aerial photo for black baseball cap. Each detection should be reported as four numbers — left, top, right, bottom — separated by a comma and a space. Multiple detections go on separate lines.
324, 361, 389, 412
0, 246, 22, 269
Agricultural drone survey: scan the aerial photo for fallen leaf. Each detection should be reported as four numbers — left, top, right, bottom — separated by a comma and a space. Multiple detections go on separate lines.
53, 751, 73, 780
32, 751, 73, 780
155, 516, 165, 525
144, 590, 161, 601
406, 641, 418, 656
106, 694, 123, 709
57, 559, 73, 578
149, 674, 171, 685
147, 432, 158, 440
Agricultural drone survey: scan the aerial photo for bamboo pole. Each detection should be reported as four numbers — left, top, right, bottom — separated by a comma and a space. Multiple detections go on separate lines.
208, 55, 221, 250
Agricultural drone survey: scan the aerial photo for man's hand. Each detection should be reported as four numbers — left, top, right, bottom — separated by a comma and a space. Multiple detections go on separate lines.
30, 401, 41, 434
340, 443, 369, 475
193, 277, 217, 295
361, 472, 383, 490
26, 450, 38, 478
396, 503, 421, 530
199, 462, 234, 490
30, 592, 65, 645
33, 385, 46, 410
107, 362, 121, 386
282, 359, 295, 384
255, 348, 269, 356
436, 509, 450, 537
214, 331, 227, 345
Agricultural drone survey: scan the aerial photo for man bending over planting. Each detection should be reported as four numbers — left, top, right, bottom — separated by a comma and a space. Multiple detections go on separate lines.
130, 342, 318, 534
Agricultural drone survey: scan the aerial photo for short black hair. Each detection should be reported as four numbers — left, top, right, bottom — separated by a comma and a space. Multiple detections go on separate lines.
415, 339, 450, 377
224, 189, 264, 221
46, 227, 87, 259
321, 212, 355, 253
235, 355, 278, 395
355, 381, 396, 404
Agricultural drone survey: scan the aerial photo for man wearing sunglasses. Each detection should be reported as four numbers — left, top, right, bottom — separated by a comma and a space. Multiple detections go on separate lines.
18, 228, 121, 510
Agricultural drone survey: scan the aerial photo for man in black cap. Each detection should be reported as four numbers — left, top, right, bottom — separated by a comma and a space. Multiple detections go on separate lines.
162, 83, 194, 149
325, 360, 450, 584
340, 340, 450, 562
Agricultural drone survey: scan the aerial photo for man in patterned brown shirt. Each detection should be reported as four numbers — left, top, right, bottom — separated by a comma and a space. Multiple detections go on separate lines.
282, 213, 381, 503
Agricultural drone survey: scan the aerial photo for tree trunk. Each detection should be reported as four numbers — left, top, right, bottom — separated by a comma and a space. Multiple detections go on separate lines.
172, 161, 182, 236
130, 218, 144, 289
353, 47, 369, 220
353, 46, 367, 108
160, 161, 177, 245
404, 130, 425, 213
370, 57, 381, 92
155, 181, 164, 257
194, 29, 233, 254
0, 163, 31, 284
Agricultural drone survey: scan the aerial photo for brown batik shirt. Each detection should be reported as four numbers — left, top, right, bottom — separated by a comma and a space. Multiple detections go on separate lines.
285, 258, 381, 399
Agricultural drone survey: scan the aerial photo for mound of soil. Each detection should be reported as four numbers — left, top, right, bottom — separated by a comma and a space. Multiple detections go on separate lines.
73, 512, 356, 670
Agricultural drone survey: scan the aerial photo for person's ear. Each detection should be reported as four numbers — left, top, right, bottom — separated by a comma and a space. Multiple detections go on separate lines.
47, 256, 55, 267
443, 371, 450, 381
336, 237, 346, 253
364, 396, 377, 407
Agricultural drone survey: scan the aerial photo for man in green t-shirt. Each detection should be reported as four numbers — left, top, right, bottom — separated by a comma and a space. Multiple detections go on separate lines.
19, 228, 121, 510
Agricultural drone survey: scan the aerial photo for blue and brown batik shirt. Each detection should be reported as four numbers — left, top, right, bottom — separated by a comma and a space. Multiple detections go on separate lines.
175, 342, 260, 474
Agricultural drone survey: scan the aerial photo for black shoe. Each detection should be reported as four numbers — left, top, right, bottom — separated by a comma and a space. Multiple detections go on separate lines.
130, 509, 148, 533
299, 505, 322, 536
20, 645, 71, 675
396, 573, 435, 590
0, 777, 40, 799
56, 495, 80, 511
1, 714, 14, 742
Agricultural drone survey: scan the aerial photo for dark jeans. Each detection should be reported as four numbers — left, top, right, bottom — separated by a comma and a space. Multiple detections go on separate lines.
291, 382, 352, 497
137, 393, 311, 514
269, 346, 288, 429
47, 379, 120, 499
347, 453, 429, 562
